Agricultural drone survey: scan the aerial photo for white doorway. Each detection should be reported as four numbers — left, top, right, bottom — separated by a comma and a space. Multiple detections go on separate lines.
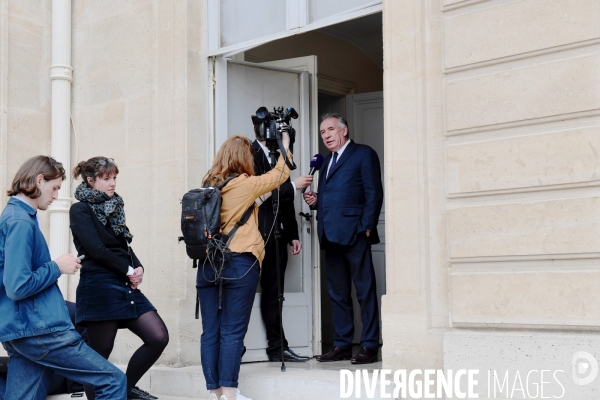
211, 56, 318, 361
316, 90, 385, 348
208, 9, 385, 359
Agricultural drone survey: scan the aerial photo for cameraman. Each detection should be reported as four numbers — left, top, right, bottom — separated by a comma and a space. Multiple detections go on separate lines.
252, 124, 312, 362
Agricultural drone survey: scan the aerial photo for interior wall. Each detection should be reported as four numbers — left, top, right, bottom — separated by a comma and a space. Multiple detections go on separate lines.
316, 93, 345, 347
245, 30, 383, 95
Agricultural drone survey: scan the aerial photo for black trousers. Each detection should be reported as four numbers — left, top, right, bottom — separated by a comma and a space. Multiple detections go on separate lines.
260, 239, 289, 356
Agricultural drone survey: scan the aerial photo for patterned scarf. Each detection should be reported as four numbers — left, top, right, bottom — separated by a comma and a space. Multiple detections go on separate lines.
74, 182, 133, 240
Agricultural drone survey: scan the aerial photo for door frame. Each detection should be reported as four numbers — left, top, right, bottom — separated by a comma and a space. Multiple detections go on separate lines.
206, 0, 382, 57
207, 55, 323, 357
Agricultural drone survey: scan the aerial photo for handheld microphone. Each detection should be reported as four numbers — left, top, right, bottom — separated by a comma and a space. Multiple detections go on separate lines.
301, 154, 325, 193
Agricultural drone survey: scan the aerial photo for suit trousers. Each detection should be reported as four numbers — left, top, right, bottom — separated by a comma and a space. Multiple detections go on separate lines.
260, 239, 289, 356
324, 233, 380, 350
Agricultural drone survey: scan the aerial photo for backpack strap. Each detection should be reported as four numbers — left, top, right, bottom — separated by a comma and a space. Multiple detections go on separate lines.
202, 176, 236, 189
215, 176, 237, 189
225, 205, 254, 245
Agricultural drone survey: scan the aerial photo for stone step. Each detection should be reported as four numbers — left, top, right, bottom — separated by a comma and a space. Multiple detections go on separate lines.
148, 360, 385, 400
48, 396, 194, 400
47, 359, 386, 400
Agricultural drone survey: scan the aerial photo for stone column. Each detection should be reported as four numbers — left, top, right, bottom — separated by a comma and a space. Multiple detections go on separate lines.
49, 0, 72, 296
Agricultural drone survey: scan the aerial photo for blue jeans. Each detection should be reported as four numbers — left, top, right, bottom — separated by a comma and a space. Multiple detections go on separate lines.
2, 329, 126, 400
197, 253, 259, 390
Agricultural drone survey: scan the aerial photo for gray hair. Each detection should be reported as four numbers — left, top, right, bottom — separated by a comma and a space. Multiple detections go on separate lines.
320, 113, 349, 137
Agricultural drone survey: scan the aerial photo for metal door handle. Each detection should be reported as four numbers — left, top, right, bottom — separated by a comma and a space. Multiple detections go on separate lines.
298, 212, 312, 222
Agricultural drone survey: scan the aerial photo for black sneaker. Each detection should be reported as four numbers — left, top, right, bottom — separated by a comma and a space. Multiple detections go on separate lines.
128, 386, 158, 400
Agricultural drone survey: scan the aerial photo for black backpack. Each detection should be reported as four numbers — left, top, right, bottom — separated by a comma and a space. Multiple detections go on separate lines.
179, 177, 253, 269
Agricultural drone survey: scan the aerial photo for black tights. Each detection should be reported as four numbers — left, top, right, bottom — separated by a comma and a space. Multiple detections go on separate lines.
84, 311, 169, 399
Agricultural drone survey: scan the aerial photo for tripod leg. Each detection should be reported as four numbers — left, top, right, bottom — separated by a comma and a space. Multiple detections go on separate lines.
269, 151, 287, 372
275, 221, 287, 371
272, 190, 286, 372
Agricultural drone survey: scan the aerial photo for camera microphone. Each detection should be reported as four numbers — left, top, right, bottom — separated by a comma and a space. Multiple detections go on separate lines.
301, 154, 325, 193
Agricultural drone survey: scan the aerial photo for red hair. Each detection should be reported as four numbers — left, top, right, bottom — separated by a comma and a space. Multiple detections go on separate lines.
202, 136, 254, 186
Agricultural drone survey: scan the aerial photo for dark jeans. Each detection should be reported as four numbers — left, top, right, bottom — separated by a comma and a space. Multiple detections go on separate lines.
0, 373, 5, 400
324, 233, 380, 350
260, 239, 289, 356
197, 253, 259, 390
2, 329, 126, 400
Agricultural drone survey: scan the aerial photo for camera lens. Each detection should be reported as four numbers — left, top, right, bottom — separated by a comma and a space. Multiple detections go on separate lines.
256, 107, 269, 120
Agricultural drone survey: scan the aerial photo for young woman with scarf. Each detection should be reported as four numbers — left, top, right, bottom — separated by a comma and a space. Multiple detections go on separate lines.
69, 157, 168, 400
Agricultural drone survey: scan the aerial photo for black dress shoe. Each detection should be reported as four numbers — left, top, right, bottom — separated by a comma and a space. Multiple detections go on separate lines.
128, 386, 158, 400
316, 347, 352, 362
269, 348, 310, 362
351, 346, 378, 364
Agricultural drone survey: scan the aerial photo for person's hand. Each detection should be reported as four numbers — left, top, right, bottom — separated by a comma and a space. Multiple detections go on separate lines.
365, 230, 371, 238
282, 131, 290, 150
303, 190, 317, 206
293, 175, 313, 190
290, 240, 302, 255
129, 267, 144, 290
54, 254, 81, 275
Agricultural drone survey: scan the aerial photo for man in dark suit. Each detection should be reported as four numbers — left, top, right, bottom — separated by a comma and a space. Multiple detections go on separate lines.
252, 125, 313, 362
303, 113, 383, 364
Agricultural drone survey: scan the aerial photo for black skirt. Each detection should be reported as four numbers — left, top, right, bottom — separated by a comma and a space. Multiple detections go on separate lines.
75, 267, 156, 327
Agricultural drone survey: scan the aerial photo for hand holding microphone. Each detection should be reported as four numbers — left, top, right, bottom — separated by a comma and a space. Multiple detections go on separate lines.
301, 154, 325, 194
293, 175, 313, 190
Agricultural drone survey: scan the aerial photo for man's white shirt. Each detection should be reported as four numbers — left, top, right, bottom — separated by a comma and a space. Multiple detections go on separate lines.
326, 139, 352, 178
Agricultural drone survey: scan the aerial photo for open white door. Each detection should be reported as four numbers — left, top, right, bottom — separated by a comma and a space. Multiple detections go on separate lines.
212, 56, 319, 361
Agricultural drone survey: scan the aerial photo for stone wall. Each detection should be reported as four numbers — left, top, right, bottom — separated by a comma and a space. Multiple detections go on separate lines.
68, 0, 207, 365
0, 0, 53, 222
382, 0, 600, 397
380, 0, 447, 372
0, 0, 54, 358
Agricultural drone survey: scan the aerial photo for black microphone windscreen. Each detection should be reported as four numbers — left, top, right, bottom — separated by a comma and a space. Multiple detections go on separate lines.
309, 154, 325, 170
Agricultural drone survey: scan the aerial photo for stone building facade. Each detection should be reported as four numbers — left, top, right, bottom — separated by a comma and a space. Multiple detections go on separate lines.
1, 0, 599, 398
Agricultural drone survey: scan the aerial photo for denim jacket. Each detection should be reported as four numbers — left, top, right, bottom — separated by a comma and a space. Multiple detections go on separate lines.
0, 197, 73, 342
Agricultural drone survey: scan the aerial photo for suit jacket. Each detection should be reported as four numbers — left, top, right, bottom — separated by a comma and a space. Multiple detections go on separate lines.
69, 202, 142, 276
252, 140, 300, 245
315, 140, 383, 246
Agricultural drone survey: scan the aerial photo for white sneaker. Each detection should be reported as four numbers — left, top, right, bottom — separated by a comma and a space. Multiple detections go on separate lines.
209, 393, 220, 400
236, 388, 252, 400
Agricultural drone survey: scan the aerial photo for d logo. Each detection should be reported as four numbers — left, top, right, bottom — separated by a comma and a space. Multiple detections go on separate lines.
572, 351, 599, 386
